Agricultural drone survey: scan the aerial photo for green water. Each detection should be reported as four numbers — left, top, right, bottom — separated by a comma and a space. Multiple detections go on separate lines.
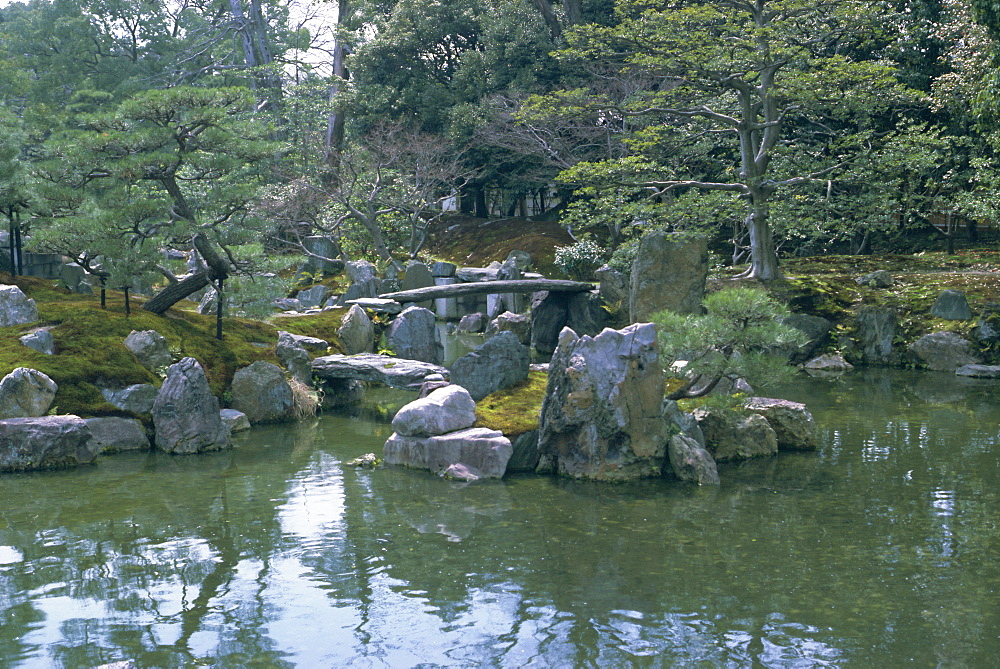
1, 370, 998, 667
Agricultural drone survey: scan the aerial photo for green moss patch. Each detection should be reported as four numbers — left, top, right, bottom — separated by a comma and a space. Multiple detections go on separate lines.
475, 371, 548, 437
269, 309, 348, 353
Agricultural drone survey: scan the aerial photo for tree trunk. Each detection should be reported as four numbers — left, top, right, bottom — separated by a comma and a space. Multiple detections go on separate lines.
745, 199, 782, 280
562, 0, 582, 25
531, 0, 562, 38
324, 0, 349, 175
141, 271, 211, 315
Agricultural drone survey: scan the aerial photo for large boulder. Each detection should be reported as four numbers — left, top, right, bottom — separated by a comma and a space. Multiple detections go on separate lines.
296, 284, 329, 309
507, 429, 541, 473
854, 306, 897, 365
780, 314, 832, 363
629, 232, 708, 322
930, 289, 973, 320
338, 304, 375, 355
537, 323, 669, 480
802, 354, 853, 374
339, 259, 379, 304
301, 235, 342, 274
667, 434, 719, 485
124, 330, 173, 372
0, 285, 38, 327
401, 261, 435, 310
457, 312, 487, 333
100, 384, 159, 414
230, 361, 294, 424
908, 332, 981, 372
312, 353, 449, 389
530, 291, 569, 355
383, 427, 512, 479
387, 305, 442, 365
450, 331, 530, 401
744, 398, 819, 451
0, 416, 96, 472
151, 357, 231, 453
694, 409, 778, 462
485, 311, 531, 345
391, 385, 477, 437
0, 367, 57, 419
85, 417, 150, 453
275, 331, 312, 385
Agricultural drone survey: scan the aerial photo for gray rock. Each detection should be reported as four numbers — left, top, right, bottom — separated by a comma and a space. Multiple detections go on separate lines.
345, 298, 403, 314
955, 364, 1000, 378
0, 416, 96, 472
930, 289, 973, 320
197, 288, 223, 315
230, 361, 294, 424
855, 270, 894, 288
780, 314, 832, 363
275, 331, 313, 385
272, 297, 303, 312
630, 231, 708, 321
20, 329, 54, 355
802, 354, 853, 373
387, 305, 442, 365
302, 235, 343, 274
457, 312, 487, 333
745, 397, 819, 451
694, 409, 778, 462
505, 250, 532, 272
596, 265, 629, 313
85, 417, 150, 453
391, 385, 477, 437
0, 367, 57, 419
383, 427, 512, 479
972, 303, 1000, 344
855, 306, 897, 365
456, 267, 499, 283
296, 284, 329, 309
312, 353, 450, 389
530, 291, 569, 355
565, 291, 609, 338
433, 276, 460, 319
908, 331, 981, 372
151, 357, 231, 453
484, 311, 531, 345
345, 259, 377, 285
537, 323, 669, 480
441, 463, 481, 481
59, 263, 92, 294
431, 261, 457, 277
663, 399, 705, 448
124, 330, 173, 372
0, 285, 38, 327
450, 331, 529, 401
277, 331, 329, 353
418, 379, 452, 398
338, 304, 375, 355
402, 261, 435, 309
507, 429, 541, 473
101, 384, 159, 414
667, 434, 720, 485
220, 408, 251, 432
496, 256, 524, 315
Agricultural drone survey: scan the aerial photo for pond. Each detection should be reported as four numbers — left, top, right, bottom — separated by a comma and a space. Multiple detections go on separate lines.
1, 369, 998, 667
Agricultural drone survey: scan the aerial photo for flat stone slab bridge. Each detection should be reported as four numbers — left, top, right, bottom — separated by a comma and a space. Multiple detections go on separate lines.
312, 353, 449, 389
378, 278, 594, 304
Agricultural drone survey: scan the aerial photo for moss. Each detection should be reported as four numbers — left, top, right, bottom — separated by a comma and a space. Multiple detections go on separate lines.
475, 371, 548, 437
268, 309, 347, 353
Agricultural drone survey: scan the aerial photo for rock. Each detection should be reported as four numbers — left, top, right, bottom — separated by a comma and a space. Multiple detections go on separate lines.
345, 297, 403, 314
780, 314, 832, 363
220, 408, 251, 432
277, 331, 329, 353
930, 289, 973, 320
955, 364, 1000, 378
537, 323, 669, 480
456, 267, 499, 282
417, 379, 452, 398
505, 250, 532, 272
20, 329, 54, 355
346, 452, 382, 468
345, 259, 377, 285
0, 285, 38, 327
391, 385, 477, 437
59, 263, 92, 294
450, 331, 530, 401
383, 427, 512, 479
667, 434, 720, 485
0, 416, 96, 472
507, 429, 541, 473
100, 384, 159, 414
151, 357, 231, 454
123, 330, 173, 372
386, 305, 442, 365
230, 361, 294, 424
197, 288, 223, 315
694, 409, 778, 462
302, 235, 342, 274
457, 312, 487, 333
908, 331, 981, 372
433, 276, 460, 319
275, 331, 313, 385
272, 297, 303, 312
744, 398, 819, 451
855, 306, 897, 365
431, 261, 457, 277
496, 256, 524, 315
972, 303, 1000, 344
338, 304, 375, 355
596, 265, 629, 314
85, 417, 150, 453
312, 353, 450, 389
663, 399, 705, 448
0, 367, 57, 419
296, 284, 329, 309
441, 463, 481, 481
855, 270, 894, 288
530, 290, 569, 355
630, 231, 708, 321
484, 311, 531, 345
565, 291, 609, 338
401, 261, 435, 310
802, 354, 853, 373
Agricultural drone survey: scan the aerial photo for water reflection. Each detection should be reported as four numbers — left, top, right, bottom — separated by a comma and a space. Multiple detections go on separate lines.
0, 370, 997, 666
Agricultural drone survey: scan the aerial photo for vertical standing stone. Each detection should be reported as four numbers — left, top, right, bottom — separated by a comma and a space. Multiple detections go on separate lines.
630, 232, 708, 322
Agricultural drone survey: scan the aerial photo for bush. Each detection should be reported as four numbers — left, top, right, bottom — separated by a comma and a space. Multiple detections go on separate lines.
554, 239, 606, 281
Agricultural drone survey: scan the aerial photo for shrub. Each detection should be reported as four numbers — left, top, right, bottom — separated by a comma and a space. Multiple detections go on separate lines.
554, 239, 606, 281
